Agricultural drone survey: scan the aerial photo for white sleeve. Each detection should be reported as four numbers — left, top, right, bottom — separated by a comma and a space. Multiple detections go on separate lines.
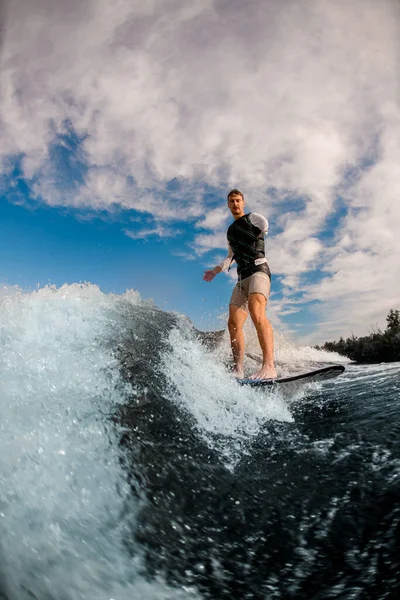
217, 242, 234, 271
249, 213, 269, 234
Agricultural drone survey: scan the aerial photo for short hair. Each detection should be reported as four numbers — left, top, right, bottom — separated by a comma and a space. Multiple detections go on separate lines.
227, 188, 244, 201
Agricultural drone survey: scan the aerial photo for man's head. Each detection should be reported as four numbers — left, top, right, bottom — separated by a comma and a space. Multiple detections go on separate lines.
227, 189, 245, 220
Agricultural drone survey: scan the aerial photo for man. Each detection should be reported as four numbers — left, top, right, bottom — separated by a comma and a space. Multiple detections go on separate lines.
203, 189, 277, 380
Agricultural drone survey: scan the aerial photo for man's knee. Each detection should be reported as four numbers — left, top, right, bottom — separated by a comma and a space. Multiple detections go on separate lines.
228, 317, 238, 333
228, 313, 245, 333
228, 305, 248, 333
249, 297, 267, 323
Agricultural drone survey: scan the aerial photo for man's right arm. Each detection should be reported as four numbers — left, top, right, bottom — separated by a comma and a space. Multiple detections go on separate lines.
203, 265, 221, 282
203, 243, 233, 282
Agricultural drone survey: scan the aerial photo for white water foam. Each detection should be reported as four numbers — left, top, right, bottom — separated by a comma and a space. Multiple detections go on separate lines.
160, 315, 351, 467
0, 284, 200, 600
0, 282, 357, 597
212, 323, 349, 379
161, 324, 294, 466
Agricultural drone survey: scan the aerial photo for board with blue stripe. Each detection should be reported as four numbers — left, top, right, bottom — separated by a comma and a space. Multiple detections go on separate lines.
238, 365, 345, 387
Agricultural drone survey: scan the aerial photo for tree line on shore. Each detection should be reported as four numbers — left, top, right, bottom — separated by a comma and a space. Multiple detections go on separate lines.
315, 309, 400, 364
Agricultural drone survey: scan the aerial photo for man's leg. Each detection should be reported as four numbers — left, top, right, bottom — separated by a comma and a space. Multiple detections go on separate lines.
228, 304, 248, 378
248, 293, 277, 379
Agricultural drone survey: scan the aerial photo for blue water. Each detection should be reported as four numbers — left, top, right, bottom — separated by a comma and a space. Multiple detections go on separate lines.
0, 284, 399, 599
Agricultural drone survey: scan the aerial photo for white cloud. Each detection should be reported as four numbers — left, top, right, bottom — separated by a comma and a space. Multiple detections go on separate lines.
1, 0, 400, 340
124, 224, 178, 239
196, 206, 228, 231
193, 231, 227, 256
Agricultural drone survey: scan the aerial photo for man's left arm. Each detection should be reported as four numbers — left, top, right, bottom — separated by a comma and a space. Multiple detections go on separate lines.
249, 213, 269, 235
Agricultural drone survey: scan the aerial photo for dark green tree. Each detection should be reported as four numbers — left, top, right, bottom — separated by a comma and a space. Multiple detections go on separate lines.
317, 308, 400, 363
386, 309, 400, 332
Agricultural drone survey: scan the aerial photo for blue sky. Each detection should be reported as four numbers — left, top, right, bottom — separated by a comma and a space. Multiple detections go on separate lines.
1, 0, 399, 344
0, 190, 238, 331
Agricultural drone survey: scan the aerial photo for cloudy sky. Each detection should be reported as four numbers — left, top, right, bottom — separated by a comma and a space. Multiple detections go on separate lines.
1, 0, 399, 343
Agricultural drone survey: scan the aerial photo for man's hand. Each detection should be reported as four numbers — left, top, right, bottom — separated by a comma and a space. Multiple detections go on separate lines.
203, 269, 216, 282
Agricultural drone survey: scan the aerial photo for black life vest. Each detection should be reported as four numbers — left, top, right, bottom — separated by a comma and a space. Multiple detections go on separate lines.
227, 213, 271, 281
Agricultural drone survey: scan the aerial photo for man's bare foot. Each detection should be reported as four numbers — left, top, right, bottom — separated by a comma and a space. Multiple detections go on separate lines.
248, 365, 277, 380
232, 367, 244, 379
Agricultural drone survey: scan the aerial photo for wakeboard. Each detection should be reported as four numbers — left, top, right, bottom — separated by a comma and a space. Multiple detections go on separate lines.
238, 365, 345, 387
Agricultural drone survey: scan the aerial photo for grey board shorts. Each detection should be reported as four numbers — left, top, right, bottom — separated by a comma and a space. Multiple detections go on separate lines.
229, 272, 271, 312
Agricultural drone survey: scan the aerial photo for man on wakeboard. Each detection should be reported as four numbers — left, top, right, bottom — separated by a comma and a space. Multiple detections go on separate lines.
203, 189, 277, 380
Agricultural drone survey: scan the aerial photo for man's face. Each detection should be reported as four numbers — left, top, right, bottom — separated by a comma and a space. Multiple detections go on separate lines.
227, 194, 245, 219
